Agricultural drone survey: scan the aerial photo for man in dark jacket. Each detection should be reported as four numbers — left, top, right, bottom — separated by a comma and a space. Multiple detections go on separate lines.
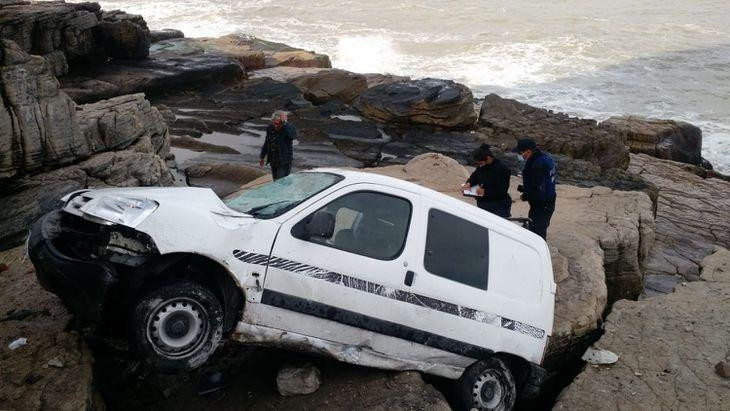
514, 139, 556, 240
259, 111, 297, 180
462, 144, 512, 218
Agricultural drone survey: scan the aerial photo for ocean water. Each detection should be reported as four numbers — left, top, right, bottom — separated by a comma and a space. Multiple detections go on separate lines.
79, 0, 730, 172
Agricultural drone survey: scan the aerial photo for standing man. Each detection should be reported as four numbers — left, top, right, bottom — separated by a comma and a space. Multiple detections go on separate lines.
513, 138, 556, 240
462, 144, 512, 218
259, 110, 297, 180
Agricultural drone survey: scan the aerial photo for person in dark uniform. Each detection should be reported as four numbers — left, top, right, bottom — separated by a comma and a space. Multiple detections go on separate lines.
462, 144, 512, 218
513, 138, 557, 240
259, 111, 297, 180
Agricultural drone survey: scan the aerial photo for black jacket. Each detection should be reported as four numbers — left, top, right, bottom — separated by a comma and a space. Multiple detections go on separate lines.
260, 123, 297, 166
467, 158, 511, 204
521, 149, 556, 204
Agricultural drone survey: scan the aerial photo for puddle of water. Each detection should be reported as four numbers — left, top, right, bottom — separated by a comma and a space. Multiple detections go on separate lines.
330, 114, 363, 122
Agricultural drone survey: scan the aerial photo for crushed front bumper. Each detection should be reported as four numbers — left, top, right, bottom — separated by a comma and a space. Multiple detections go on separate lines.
29, 210, 118, 322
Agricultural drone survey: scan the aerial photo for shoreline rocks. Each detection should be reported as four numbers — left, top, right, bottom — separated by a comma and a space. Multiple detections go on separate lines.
555, 247, 730, 410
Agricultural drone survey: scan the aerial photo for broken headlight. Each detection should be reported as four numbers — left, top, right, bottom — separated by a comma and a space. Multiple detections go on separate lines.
79, 195, 159, 228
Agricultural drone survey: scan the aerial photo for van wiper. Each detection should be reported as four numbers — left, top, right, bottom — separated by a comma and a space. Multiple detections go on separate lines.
245, 200, 292, 216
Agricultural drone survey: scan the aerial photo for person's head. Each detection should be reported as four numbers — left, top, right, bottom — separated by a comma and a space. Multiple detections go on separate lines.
271, 110, 288, 130
472, 144, 494, 167
513, 138, 537, 160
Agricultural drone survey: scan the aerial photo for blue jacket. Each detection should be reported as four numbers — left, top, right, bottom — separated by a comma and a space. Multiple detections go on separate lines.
522, 150, 556, 203
260, 123, 297, 166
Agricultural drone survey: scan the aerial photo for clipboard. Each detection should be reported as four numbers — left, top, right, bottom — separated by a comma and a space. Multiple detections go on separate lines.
462, 185, 481, 197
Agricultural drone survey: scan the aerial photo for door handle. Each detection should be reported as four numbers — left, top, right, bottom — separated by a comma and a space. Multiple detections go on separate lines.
404, 270, 415, 287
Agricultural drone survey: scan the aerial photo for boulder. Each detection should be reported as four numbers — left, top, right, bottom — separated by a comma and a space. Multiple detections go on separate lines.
276, 363, 321, 396
0, 1, 101, 63
170, 136, 240, 154
0, 246, 96, 410
478, 94, 629, 170
77, 93, 169, 155
292, 69, 368, 105
354, 78, 478, 130
362, 73, 411, 88
186, 163, 265, 198
367, 153, 655, 367
97, 10, 151, 60
628, 153, 730, 283
601, 115, 703, 165
0, 39, 85, 180
150, 28, 184, 43
555, 247, 730, 410
151, 34, 331, 71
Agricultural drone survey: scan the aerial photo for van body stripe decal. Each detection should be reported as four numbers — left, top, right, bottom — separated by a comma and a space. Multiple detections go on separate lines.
233, 250, 545, 340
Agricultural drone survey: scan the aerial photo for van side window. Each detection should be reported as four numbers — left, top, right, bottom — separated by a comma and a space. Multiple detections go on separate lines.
424, 209, 489, 289
293, 191, 412, 260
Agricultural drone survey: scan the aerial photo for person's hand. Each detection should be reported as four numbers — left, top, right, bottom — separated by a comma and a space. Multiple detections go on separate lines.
259, 159, 265, 167
476, 187, 485, 196
461, 183, 471, 190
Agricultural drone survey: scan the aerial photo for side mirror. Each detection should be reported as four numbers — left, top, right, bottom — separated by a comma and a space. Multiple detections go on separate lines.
303, 210, 335, 239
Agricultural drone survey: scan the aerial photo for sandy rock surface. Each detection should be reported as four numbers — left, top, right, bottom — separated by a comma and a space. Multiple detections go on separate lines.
0, 247, 95, 410
629, 154, 730, 285
364, 153, 654, 366
555, 247, 730, 410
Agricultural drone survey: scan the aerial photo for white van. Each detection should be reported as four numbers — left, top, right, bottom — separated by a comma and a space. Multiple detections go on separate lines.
29, 169, 555, 410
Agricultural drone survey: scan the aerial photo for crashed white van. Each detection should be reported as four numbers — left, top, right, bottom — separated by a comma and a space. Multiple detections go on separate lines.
29, 169, 555, 410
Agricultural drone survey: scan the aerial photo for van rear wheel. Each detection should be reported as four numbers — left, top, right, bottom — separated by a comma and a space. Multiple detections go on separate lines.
457, 357, 516, 411
129, 280, 223, 373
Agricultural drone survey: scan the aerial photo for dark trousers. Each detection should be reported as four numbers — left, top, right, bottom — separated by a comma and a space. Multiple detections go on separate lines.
271, 163, 291, 180
478, 197, 512, 219
528, 197, 556, 240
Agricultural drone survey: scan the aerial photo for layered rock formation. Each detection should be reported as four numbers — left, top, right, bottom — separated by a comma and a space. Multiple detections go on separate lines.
602, 115, 703, 165
0, 40, 173, 250
0, 1, 101, 67
97, 10, 151, 60
628, 153, 730, 288
478, 94, 629, 170
555, 247, 730, 410
1, 39, 83, 179
355, 78, 478, 129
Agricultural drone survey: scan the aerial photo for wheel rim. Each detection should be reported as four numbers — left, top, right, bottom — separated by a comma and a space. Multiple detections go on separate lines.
472, 370, 504, 410
146, 297, 208, 358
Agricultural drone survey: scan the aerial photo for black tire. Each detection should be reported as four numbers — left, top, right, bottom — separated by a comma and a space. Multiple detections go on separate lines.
129, 280, 223, 373
456, 357, 516, 411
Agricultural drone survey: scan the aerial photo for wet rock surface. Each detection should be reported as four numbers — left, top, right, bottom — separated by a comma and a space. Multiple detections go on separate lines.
629, 154, 730, 285
354, 78, 478, 130
0, 246, 95, 410
602, 115, 703, 165
555, 247, 730, 410
478, 94, 629, 170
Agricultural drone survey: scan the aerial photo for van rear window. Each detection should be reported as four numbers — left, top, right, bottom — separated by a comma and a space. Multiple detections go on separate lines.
424, 209, 489, 290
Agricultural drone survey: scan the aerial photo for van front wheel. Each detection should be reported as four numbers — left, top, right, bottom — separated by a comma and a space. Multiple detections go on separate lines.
129, 280, 224, 373
457, 357, 516, 411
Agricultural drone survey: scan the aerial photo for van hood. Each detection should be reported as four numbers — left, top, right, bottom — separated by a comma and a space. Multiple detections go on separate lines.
61, 187, 247, 227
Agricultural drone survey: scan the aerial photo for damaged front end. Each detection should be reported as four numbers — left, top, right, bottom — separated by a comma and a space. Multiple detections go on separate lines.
29, 198, 160, 323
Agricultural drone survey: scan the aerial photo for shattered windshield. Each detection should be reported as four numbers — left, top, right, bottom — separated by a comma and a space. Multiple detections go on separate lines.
224, 172, 344, 219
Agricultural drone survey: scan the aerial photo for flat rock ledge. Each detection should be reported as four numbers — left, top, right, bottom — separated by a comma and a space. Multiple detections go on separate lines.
555, 247, 730, 410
